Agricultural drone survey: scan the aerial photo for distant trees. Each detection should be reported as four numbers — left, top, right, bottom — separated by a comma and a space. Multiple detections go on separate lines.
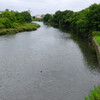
0, 9, 32, 29
43, 3, 100, 37
43, 14, 52, 23
87, 3, 100, 31
21, 11, 32, 22
33, 16, 35, 19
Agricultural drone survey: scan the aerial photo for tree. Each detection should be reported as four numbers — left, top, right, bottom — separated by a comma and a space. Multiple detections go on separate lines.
43, 14, 52, 23
15, 12, 25, 23
87, 3, 100, 31
1, 10, 16, 22
0, 18, 13, 28
21, 11, 32, 22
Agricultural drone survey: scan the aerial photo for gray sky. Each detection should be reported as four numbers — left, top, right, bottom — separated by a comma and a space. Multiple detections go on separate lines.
0, 0, 100, 15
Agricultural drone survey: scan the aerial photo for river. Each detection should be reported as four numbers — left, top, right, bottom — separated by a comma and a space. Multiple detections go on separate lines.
0, 22, 100, 100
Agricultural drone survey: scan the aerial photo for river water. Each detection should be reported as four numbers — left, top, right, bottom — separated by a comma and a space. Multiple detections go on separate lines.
0, 22, 100, 100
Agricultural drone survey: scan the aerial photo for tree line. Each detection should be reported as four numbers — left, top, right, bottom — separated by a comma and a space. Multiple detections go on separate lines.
0, 9, 32, 29
43, 3, 100, 38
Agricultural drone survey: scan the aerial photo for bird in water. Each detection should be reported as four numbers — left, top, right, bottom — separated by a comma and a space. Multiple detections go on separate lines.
40, 71, 42, 73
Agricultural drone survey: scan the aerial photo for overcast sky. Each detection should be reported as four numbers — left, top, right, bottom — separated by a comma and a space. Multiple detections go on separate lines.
0, 0, 100, 15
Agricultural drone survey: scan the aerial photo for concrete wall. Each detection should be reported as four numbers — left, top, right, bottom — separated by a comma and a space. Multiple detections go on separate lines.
92, 38, 100, 65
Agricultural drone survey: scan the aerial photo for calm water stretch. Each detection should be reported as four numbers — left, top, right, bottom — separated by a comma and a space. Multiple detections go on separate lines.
0, 22, 100, 100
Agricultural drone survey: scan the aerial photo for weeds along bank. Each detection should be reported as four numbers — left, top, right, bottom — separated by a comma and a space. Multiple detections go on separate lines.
85, 85, 100, 100
0, 9, 40, 35
0, 23, 40, 35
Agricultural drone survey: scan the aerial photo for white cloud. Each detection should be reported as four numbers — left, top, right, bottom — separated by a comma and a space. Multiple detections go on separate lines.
0, 0, 100, 15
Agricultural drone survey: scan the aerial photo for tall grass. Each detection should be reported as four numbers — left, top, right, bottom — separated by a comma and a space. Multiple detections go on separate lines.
85, 85, 100, 100
0, 23, 40, 35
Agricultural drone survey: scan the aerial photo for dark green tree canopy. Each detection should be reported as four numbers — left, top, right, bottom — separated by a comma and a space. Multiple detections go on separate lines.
21, 11, 32, 23
43, 14, 52, 23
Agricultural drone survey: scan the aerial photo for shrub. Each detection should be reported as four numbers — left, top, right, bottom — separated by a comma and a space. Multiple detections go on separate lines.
0, 23, 5, 29
0, 18, 13, 28
92, 31, 100, 36
21, 11, 32, 22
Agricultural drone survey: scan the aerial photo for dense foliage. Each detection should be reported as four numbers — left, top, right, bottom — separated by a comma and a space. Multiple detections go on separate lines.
0, 9, 40, 35
0, 9, 32, 29
43, 3, 100, 37
21, 11, 32, 22
43, 14, 53, 23
85, 85, 100, 100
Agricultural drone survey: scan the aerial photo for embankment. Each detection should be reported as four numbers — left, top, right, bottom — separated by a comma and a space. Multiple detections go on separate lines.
92, 38, 100, 65
0, 23, 40, 35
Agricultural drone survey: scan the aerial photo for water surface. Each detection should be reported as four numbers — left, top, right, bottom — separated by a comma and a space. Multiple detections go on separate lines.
0, 22, 100, 100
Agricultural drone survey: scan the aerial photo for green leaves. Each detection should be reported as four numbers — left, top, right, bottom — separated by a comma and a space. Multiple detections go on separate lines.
87, 4, 100, 31
43, 3, 100, 38
0, 18, 13, 28
21, 11, 32, 23
0, 9, 32, 29
0, 23, 5, 29
43, 14, 52, 23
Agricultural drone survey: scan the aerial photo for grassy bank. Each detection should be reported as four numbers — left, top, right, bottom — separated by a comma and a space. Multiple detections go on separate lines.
0, 23, 40, 35
93, 31, 100, 45
85, 85, 100, 100
94, 36, 100, 45
32, 18, 43, 22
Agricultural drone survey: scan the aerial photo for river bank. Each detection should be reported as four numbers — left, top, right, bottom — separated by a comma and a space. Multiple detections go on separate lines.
92, 38, 100, 64
92, 31, 100, 65
0, 23, 40, 35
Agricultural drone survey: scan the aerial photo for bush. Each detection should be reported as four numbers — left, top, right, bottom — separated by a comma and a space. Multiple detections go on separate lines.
43, 14, 53, 23
21, 11, 32, 22
0, 23, 5, 29
92, 31, 100, 36
0, 9, 32, 29
0, 18, 13, 28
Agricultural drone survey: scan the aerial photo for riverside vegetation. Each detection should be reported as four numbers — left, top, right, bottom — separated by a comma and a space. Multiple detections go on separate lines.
93, 31, 100, 45
43, 3, 100, 39
43, 3, 100, 100
0, 9, 40, 35
85, 85, 100, 100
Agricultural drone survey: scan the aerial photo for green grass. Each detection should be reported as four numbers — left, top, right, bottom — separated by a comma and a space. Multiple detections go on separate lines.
85, 85, 100, 100
32, 18, 43, 21
93, 31, 100, 45
94, 36, 100, 45
0, 23, 40, 35
92, 31, 100, 36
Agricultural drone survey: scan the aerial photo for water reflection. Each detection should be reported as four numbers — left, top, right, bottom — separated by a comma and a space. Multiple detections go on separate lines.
72, 35, 100, 71
53, 26, 100, 73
